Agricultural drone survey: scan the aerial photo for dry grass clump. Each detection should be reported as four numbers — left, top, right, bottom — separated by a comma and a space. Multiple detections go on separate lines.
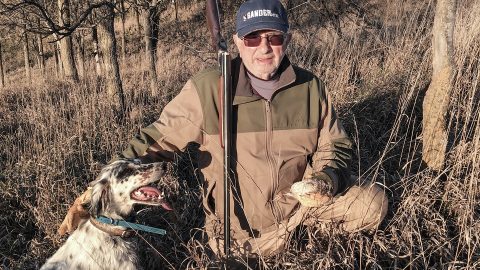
0, 0, 479, 269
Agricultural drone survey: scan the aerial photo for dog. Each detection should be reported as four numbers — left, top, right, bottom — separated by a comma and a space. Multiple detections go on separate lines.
40, 159, 172, 270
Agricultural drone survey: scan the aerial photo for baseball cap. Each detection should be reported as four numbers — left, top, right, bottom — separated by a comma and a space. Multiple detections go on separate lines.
236, 0, 289, 38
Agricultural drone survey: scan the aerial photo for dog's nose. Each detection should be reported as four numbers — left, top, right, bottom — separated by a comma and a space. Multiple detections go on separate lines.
160, 162, 168, 172
133, 158, 142, 165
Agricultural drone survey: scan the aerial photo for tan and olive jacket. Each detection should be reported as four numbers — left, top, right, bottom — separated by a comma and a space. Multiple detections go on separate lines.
120, 56, 352, 239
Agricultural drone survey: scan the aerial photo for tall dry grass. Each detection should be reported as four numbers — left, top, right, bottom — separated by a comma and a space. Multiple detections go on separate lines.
0, 0, 478, 269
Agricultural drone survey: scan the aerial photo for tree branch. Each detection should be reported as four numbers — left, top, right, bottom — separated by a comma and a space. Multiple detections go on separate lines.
0, 0, 115, 37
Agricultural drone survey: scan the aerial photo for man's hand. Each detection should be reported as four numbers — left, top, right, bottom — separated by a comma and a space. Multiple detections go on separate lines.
289, 172, 333, 207
58, 188, 92, 236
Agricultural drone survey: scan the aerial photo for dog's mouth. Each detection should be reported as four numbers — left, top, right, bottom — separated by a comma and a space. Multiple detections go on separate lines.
131, 185, 173, 210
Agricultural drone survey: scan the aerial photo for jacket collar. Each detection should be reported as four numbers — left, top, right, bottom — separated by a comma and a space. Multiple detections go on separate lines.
232, 56, 296, 105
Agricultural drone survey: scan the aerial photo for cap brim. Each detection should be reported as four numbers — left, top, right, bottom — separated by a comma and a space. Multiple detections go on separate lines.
237, 21, 288, 38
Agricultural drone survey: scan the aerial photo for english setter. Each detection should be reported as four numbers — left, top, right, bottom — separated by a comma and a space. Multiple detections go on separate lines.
41, 159, 172, 270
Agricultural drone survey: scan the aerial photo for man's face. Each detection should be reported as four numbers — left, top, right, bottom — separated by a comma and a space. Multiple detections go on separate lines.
233, 30, 291, 80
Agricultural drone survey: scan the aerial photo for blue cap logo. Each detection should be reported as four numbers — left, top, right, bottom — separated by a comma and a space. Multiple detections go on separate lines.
242, 9, 280, 21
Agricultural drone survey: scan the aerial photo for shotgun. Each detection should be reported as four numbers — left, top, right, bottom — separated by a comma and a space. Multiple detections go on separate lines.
205, 0, 232, 260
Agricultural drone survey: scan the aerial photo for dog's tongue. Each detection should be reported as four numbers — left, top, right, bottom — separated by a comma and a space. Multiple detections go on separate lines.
160, 202, 173, 211
131, 186, 173, 210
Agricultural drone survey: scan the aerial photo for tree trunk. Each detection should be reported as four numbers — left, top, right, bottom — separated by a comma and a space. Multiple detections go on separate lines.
174, 0, 178, 21
53, 41, 63, 77
422, 0, 457, 170
92, 26, 102, 77
144, 1, 159, 94
134, 1, 142, 34
75, 33, 85, 78
23, 26, 31, 83
0, 39, 5, 88
97, 4, 126, 116
58, 0, 79, 82
36, 19, 45, 76
36, 35, 45, 75
119, 0, 127, 63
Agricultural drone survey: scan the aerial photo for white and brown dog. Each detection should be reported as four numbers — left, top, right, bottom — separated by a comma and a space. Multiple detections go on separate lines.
41, 159, 172, 270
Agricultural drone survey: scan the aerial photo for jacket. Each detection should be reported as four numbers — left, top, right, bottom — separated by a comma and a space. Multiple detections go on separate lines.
119, 56, 353, 240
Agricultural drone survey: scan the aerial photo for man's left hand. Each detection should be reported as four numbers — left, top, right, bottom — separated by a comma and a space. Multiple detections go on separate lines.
289, 173, 333, 207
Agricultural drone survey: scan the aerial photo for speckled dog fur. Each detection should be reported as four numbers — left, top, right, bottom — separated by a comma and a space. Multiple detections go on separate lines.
41, 160, 166, 270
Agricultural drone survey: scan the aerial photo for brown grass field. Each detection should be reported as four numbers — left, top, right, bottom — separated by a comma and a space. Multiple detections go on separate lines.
0, 0, 479, 269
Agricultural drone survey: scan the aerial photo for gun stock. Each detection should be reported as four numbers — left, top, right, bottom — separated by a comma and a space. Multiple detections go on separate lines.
206, 0, 227, 52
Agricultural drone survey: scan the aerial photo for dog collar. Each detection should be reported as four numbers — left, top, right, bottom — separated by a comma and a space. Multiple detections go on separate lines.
90, 217, 135, 238
92, 216, 167, 236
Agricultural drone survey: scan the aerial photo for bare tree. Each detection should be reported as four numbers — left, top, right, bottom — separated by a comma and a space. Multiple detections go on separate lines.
422, 0, 457, 170
0, 37, 4, 87
36, 19, 45, 76
23, 25, 31, 83
173, 0, 177, 21
57, 0, 79, 82
143, 0, 160, 94
74, 32, 85, 78
92, 25, 102, 77
0, 0, 119, 83
97, 4, 126, 116
133, 0, 142, 34
1, 0, 125, 112
53, 40, 63, 76
118, 0, 127, 63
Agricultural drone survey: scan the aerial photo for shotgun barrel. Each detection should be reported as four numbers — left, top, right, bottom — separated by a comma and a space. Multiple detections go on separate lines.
205, 0, 232, 260
221, 50, 232, 260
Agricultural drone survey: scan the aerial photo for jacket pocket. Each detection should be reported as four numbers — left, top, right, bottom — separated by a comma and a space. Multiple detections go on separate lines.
271, 156, 308, 222
278, 156, 308, 191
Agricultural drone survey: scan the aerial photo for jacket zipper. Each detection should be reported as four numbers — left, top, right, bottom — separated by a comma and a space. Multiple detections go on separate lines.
265, 100, 281, 222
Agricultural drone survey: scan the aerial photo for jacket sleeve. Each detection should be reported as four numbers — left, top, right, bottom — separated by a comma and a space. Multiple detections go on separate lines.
311, 78, 353, 195
117, 80, 204, 163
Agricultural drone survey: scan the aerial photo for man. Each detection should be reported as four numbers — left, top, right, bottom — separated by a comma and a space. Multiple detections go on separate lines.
59, 0, 388, 258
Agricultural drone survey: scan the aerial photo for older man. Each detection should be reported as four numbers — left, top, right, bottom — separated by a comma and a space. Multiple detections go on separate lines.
60, 0, 387, 259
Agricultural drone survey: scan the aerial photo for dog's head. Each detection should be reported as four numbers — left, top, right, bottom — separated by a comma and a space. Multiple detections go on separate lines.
89, 159, 172, 218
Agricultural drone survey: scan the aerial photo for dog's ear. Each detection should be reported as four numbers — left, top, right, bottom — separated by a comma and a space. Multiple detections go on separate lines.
88, 177, 111, 216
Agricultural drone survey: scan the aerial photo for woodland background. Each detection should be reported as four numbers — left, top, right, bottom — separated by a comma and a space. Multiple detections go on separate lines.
0, 0, 479, 269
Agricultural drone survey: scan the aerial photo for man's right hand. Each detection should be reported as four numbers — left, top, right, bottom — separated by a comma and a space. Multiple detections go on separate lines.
58, 188, 92, 236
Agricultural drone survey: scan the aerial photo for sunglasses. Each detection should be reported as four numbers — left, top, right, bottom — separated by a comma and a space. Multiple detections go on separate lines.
242, 34, 285, 47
